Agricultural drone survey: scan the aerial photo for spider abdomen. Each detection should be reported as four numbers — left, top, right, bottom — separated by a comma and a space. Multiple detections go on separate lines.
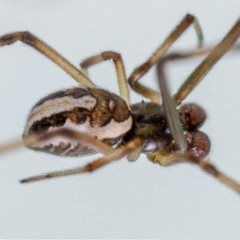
23, 87, 132, 156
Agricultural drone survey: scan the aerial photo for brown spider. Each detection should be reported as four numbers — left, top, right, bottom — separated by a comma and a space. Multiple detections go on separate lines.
0, 14, 240, 194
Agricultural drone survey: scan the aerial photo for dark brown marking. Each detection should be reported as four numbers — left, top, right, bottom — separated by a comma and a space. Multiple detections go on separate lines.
33, 142, 96, 157
26, 87, 131, 135
32, 88, 91, 109
28, 107, 90, 135
29, 134, 125, 157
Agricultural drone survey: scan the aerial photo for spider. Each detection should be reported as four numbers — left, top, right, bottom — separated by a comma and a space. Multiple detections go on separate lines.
0, 14, 240, 194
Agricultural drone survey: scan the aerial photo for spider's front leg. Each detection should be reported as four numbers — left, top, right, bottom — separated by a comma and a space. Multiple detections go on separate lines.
151, 18, 240, 194
172, 18, 240, 104
148, 149, 240, 194
127, 13, 203, 103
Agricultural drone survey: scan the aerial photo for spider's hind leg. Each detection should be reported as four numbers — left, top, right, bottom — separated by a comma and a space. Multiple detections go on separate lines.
20, 137, 143, 183
0, 129, 115, 157
0, 31, 94, 87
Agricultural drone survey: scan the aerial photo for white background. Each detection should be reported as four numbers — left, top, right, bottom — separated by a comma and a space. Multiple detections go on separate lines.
0, 0, 240, 238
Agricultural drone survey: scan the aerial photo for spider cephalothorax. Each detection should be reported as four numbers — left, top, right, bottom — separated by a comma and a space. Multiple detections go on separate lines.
124, 102, 172, 154
123, 101, 210, 158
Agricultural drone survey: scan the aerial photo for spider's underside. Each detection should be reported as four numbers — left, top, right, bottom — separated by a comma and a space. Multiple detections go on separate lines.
0, 14, 240, 195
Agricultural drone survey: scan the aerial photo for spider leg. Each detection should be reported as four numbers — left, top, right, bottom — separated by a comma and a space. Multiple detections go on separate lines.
0, 129, 115, 157
19, 138, 143, 183
153, 19, 240, 195
80, 51, 130, 107
155, 45, 226, 151
156, 19, 240, 149
156, 53, 187, 152
0, 31, 94, 87
148, 152, 240, 194
174, 18, 240, 105
128, 13, 203, 103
